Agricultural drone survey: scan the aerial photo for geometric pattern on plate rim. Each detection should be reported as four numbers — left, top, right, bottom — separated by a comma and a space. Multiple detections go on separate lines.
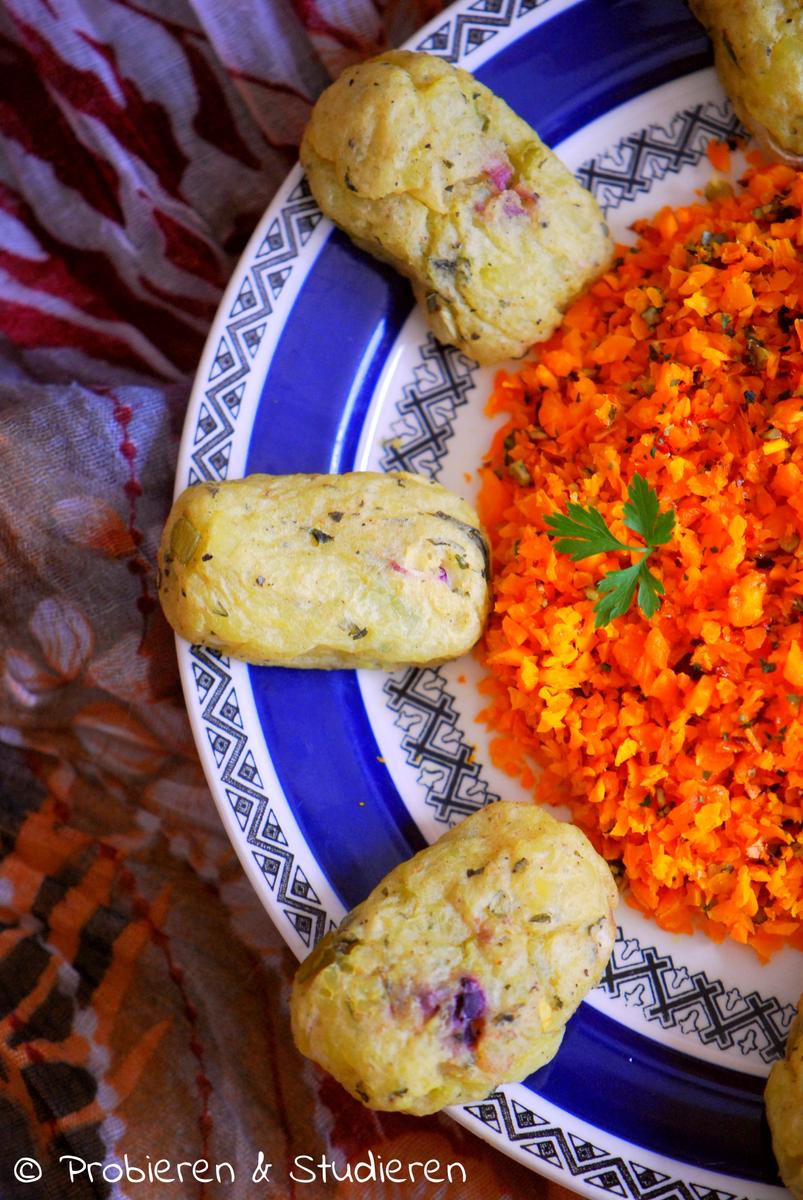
189, 644, 330, 950
575, 100, 745, 213
465, 1089, 755, 1200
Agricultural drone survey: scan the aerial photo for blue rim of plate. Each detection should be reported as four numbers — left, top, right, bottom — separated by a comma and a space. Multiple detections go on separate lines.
175, 1, 798, 1195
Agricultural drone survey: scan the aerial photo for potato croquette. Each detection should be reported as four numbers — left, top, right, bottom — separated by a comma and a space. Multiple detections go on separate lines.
690, 1, 803, 161
300, 50, 613, 365
158, 471, 490, 669
766, 997, 803, 1199
291, 801, 618, 1115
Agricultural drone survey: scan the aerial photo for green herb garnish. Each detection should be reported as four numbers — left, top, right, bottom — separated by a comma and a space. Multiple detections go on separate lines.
544, 473, 675, 627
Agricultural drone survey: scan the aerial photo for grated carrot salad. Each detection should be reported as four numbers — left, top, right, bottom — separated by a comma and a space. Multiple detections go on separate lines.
478, 154, 803, 959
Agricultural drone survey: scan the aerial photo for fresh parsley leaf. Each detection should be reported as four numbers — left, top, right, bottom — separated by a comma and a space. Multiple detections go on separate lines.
545, 474, 675, 626
595, 564, 641, 627
543, 502, 640, 561
623, 473, 675, 546
636, 563, 665, 618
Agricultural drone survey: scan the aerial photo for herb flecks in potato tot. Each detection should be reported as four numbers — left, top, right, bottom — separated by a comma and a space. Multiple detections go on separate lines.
291, 801, 618, 1115
301, 50, 613, 365
158, 471, 490, 669
690, 0, 803, 162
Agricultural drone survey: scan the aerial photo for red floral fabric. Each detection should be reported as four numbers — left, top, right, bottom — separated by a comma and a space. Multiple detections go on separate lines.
0, 2, 573, 1196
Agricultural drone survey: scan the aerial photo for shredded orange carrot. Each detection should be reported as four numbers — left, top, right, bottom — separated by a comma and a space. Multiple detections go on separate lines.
706, 138, 732, 174
478, 158, 803, 959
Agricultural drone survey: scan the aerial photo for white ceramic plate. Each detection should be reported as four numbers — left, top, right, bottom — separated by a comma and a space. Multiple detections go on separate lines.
175, 1, 800, 1194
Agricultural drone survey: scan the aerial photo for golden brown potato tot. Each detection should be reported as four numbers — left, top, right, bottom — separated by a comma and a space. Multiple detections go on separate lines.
291, 801, 618, 1114
158, 471, 490, 669
301, 50, 613, 364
